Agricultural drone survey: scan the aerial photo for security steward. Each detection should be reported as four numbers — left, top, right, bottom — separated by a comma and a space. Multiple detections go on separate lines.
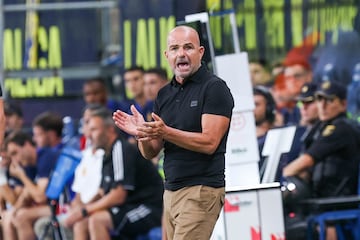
297, 82, 320, 150
283, 80, 360, 198
283, 81, 360, 240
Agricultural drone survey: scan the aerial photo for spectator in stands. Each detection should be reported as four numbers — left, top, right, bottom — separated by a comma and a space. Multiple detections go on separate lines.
118, 66, 154, 144
283, 59, 313, 100
68, 104, 105, 204
296, 82, 321, 155
0, 140, 38, 239
78, 104, 105, 150
271, 60, 285, 79
253, 86, 277, 174
0, 146, 17, 211
4, 102, 25, 136
249, 59, 273, 87
82, 78, 118, 112
297, 82, 319, 128
143, 68, 168, 166
143, 67, 169, 101
274, 59, 313, 125
273, 83, 319, 185
32, 111, 64, 151
119, 66, 154, 122
63, 108, 164, 239
1, 131, 59, 240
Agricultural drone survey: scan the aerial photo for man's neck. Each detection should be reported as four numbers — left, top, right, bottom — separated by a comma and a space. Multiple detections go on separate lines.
135, 94, 147, 108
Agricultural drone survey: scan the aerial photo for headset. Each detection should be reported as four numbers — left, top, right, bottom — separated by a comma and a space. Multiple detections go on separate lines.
253, 85, 276, 123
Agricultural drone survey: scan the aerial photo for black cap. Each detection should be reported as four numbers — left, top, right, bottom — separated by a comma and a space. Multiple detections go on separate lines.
297, 82, 318, 102
315, 81, 347, 100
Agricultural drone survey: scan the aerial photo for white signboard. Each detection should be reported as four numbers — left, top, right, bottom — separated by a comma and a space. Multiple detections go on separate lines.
226, 111, 260, 165
225, 111, 260, 187
258, 188, 286, 240
261, 126, 297, 183
215, 53, 254, 112
225, 161, 260, 187
222, 184, 285, 240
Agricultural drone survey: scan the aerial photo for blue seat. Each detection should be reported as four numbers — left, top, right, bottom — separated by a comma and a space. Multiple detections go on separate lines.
307, 208, 360, 240
306, 168, 360, 240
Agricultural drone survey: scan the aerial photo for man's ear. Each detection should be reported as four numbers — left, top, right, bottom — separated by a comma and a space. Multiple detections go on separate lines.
199, 46, 205, 57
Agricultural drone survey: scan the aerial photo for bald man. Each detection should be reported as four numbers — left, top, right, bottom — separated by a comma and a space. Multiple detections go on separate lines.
114, 25, 234, 239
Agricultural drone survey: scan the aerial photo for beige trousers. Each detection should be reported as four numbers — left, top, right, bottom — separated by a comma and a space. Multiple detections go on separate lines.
163, 185, 225, 240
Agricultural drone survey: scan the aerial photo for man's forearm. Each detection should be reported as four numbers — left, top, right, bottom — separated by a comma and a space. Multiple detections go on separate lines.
20, 176, 47, 203
13, 191, 30, 209
86, 187, 126, 215
138, 139, 163, 160
0, 185, 17, 205
283, 154, 314, 177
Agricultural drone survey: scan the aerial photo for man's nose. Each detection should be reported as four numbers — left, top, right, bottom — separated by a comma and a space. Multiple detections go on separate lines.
177, 47, 185, 56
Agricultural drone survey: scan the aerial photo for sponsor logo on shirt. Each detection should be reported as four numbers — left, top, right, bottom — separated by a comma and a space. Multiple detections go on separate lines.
190, 100, 198, 107
104, 176, 111, 182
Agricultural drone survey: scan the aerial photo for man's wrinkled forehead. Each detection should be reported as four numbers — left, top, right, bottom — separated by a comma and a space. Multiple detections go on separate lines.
167, 26, 200, 46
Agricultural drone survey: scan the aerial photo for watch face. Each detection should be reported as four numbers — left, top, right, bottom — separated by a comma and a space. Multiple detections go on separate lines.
82, 208, 88, 217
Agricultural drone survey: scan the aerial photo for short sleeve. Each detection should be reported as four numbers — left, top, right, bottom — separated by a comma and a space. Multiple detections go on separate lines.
203, 79, 234, 118
118, 142, 137, 190
37, 148, 58, 179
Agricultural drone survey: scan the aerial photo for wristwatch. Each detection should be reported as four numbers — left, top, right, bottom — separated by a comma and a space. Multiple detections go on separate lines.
81, 207, 88, 217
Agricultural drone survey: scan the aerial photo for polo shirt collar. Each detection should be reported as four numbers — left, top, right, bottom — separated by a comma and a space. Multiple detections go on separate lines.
170, 64, 207, 87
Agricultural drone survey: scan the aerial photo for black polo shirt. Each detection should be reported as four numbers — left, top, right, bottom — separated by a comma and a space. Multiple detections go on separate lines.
101, 138, 164, 207
154, 65, 234, 191
306, 113, 360, 197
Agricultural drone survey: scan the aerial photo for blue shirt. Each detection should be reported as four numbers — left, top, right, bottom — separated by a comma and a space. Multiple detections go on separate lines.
36, 147, 59, 180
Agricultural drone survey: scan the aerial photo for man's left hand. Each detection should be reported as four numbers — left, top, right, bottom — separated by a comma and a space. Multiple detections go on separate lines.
62, 207, 84, 227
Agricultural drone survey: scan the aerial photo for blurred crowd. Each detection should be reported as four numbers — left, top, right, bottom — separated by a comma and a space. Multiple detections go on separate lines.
250, 53, 360, 240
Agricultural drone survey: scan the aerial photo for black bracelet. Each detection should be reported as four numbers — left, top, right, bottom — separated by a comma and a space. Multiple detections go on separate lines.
81, 207, 88, 217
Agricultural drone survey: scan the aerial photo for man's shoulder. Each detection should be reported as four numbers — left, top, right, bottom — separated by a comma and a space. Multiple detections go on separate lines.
330, 116, 359, 132
318, 116, 359, 141
38, 147, 59, 159
334, 117, 360, 143
111, 138, 138, 155
117, 99, 134, 112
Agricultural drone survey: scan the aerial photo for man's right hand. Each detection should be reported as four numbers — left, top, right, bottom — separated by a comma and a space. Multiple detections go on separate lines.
113, 105, 146, 136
